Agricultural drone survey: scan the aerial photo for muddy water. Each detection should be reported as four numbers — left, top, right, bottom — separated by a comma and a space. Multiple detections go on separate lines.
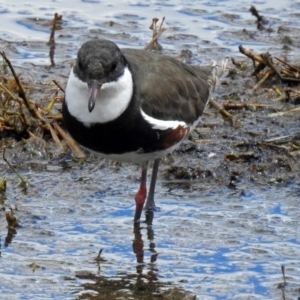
1, 0, 300, 299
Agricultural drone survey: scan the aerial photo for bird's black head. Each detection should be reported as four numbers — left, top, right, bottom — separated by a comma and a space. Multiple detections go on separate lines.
74, 39, 127, 112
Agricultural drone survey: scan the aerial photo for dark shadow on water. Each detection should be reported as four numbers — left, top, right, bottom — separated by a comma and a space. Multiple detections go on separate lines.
76, 223, 195, 300
5, 227, 17, 247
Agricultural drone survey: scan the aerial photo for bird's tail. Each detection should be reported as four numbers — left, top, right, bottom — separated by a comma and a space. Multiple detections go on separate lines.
207, 58, 228, 95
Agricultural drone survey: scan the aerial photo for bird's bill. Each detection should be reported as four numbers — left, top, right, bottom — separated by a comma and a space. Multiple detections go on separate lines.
88, 80, 102, 112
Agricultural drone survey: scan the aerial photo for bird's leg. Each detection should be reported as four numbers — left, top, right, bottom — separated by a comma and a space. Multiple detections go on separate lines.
145, 158, 161, 225
134, 162, 148, 223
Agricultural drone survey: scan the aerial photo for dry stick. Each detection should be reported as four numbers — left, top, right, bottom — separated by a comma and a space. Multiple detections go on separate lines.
46, 96, 63, 111
0, 82, 20, 102
0, 125, 14, 131
149, 17, 165, 41
0, 53, 46, 125
262, 52, 300, 84
284, 87, 300, 95
238, 45, 266, 64
0, 51, 34, 114
144, 27, 167, 50
48, 13, 60, 45
209, 98, 232, 119
273, 92, 287, 102
268, 106, 300, 117
33, 103, 46, 125
281, 68, 300, 78
0, 115, 13, 127
249, 5, 265, 30
50, 114, 63, 121
0, 83, 29, 126
289, 142, 300, 151
274, 56, 300, 73
158, 16, 165, 32
239, 46, 300, 84
48, 13, 60, 66
251, 61, 267, 79
53, 122, 86, 159
52, 79, 65, 93
3, 147, 27, 186
47, 123, 64, 149
272, 86, 282, 95
1, 110, 28, 130
263, 133, 300, 144
223, 103, 268, 110
252, 69, 274, 90
149, 17, 159, 31
258, 142, 289, 152
27, 131, 36, 138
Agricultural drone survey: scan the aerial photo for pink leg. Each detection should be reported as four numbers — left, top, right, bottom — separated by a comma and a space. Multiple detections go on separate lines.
134, 162, 148, 223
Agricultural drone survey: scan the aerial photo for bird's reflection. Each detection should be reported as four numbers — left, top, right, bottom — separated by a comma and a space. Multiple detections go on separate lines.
78, 222, 194, 298
132, 223, 158, 281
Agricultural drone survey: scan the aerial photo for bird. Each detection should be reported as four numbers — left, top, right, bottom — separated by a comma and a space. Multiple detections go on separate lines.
62, 39, 227, 225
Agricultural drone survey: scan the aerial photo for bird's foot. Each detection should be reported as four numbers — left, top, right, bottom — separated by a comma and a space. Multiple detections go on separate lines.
145, 209, 154, 225
144, 204, 161, 212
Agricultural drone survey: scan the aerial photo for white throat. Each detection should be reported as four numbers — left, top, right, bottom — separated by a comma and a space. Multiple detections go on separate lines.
65, 67, 133, 126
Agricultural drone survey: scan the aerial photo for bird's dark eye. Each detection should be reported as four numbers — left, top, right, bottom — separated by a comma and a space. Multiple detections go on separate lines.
78, 60, 83, 70
111, 62, 118, 71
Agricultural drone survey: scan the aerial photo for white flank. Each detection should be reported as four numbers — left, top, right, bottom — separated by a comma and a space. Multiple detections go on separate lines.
140, 110, 188, 131
86, 111, 190, 163
65, 67, 133, 126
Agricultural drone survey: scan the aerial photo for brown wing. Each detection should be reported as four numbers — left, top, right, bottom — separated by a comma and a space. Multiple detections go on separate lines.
121, 49, 213, 125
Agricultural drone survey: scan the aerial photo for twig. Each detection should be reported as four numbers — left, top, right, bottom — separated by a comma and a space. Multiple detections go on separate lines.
144, 27, 167, 51
3, 147, 27, 186
249, 5, 266, 30
223, 103, 269, 110
272, 91, 287, 102
209, 98, 232, 119
47, 123, 64, 150
33, 102, 46, 125
289, 142, 300, 151
0, 82, 20, 101
0, 51, 33, 113
253, 69, 275, 90
263, 133, 300, 144
0, 125, 14, 131
268, 107, 300, 117
45, 96, 63, 111
0, 52, 45, 124
283, 87, 300, 95
274, 57, 300, 73
149, 17, 159, 31
258, 142, 289, 152
53, 122, 86, 159
224, 152, 255, 162
281, 68, 300, 79
0, 176, 6, 192
48, 13, 61, 66
48, 13, 60, 45
239, 45, 266, 64
52, 79, 65, 93
262, 52, 300, 83
158, 16, 165, 32
251, 61, 267, 79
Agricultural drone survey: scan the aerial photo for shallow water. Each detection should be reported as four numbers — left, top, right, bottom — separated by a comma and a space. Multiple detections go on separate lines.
0, 0, 300, 299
